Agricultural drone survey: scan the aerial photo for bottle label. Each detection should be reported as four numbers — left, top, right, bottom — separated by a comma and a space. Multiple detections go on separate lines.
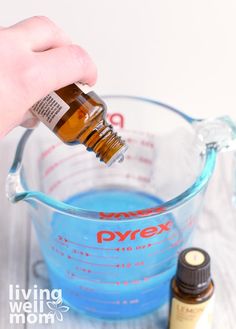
169, 297, 214, 329
74, 82, 92, 94
30, 92, 70, 130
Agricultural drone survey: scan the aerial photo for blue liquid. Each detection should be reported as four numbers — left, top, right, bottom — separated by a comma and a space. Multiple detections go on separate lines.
43, 188, 183, 319
63, 188, 162, 212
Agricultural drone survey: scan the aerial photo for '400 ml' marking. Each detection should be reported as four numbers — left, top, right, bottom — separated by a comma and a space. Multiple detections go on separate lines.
97, 220, 173, 244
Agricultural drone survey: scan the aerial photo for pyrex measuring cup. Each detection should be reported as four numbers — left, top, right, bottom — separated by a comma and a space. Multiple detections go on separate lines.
6, 96, 236, 320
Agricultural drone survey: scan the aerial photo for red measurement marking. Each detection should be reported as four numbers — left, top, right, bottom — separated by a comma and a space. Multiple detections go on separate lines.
116, 263, 131, 268
182, 217, 196, 231
126, 137, 137, 144
123, 131, 155, 149
138, 156, 153, 165
43, 152, 86, 177
66, 270, 150, 286
56, 240, 69, 248
66, 271, 98, 283
135, 243, 152, 250
115, 246, 134, 252
123, 174, 151, 183
38, 142, 62, 162
121, 154, 152, 166
53, 245, 178, 277
141, 140, 154, 149
71, 261, 144, 272
75, 266, 115, 276
72, 248, 119, 259
72, 249, 90, 257
57, 234, 177, 254
57, 235, 118, 251
66, 271, 117, 284
52, 246, 113, 264
75, 266, 91, 273
48, 179, 62, 194
50, 246, 64, 256
68, 256, 118, 267
114, 241, 167, 252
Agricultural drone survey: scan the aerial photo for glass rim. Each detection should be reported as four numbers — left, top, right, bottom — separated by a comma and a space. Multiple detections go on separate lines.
7, 95, 217, 222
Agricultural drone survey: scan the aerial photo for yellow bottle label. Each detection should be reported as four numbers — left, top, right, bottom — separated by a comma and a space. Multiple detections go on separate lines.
169, 297, 214, 329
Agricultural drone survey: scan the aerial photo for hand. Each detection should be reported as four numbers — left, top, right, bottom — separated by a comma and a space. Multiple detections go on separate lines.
0, 16, 97, 138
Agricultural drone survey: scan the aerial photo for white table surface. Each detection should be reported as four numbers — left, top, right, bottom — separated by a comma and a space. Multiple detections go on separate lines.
0, 136, 236, 329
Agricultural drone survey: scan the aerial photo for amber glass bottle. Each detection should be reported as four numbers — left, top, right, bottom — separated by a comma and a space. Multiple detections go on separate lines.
30, 83, 127, 166
169, 248, 215, 329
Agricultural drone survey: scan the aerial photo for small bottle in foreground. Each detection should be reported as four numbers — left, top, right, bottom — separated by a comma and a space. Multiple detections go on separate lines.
169, 247, 215, 329
30, 83, 127, 166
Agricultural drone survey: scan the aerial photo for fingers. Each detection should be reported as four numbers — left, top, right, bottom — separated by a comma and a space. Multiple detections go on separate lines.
8, 16, 72, 51
30, 44, 97, 98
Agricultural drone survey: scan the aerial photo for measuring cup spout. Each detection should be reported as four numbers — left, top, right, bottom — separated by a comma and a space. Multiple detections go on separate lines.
194, 116, 236, 153
6, 168, 27, 202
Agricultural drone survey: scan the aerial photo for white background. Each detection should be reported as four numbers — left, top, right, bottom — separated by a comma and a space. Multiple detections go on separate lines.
1, 0, 236, 139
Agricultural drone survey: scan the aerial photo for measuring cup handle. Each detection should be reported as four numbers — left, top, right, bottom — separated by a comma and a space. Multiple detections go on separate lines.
193, 115, 236, 208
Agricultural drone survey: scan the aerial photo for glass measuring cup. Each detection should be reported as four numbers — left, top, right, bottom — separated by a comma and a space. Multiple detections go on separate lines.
6, 96, 236, 320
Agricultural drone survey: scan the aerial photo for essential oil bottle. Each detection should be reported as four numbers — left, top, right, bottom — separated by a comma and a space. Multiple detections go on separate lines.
30, 83, 127, 166
169, 247, 215, 329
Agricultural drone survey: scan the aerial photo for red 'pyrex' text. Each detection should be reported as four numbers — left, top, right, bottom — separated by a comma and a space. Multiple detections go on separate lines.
97, 220, 173, 243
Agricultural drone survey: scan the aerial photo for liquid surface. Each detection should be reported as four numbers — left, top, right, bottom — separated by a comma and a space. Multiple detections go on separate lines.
63, 188, 162, 212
